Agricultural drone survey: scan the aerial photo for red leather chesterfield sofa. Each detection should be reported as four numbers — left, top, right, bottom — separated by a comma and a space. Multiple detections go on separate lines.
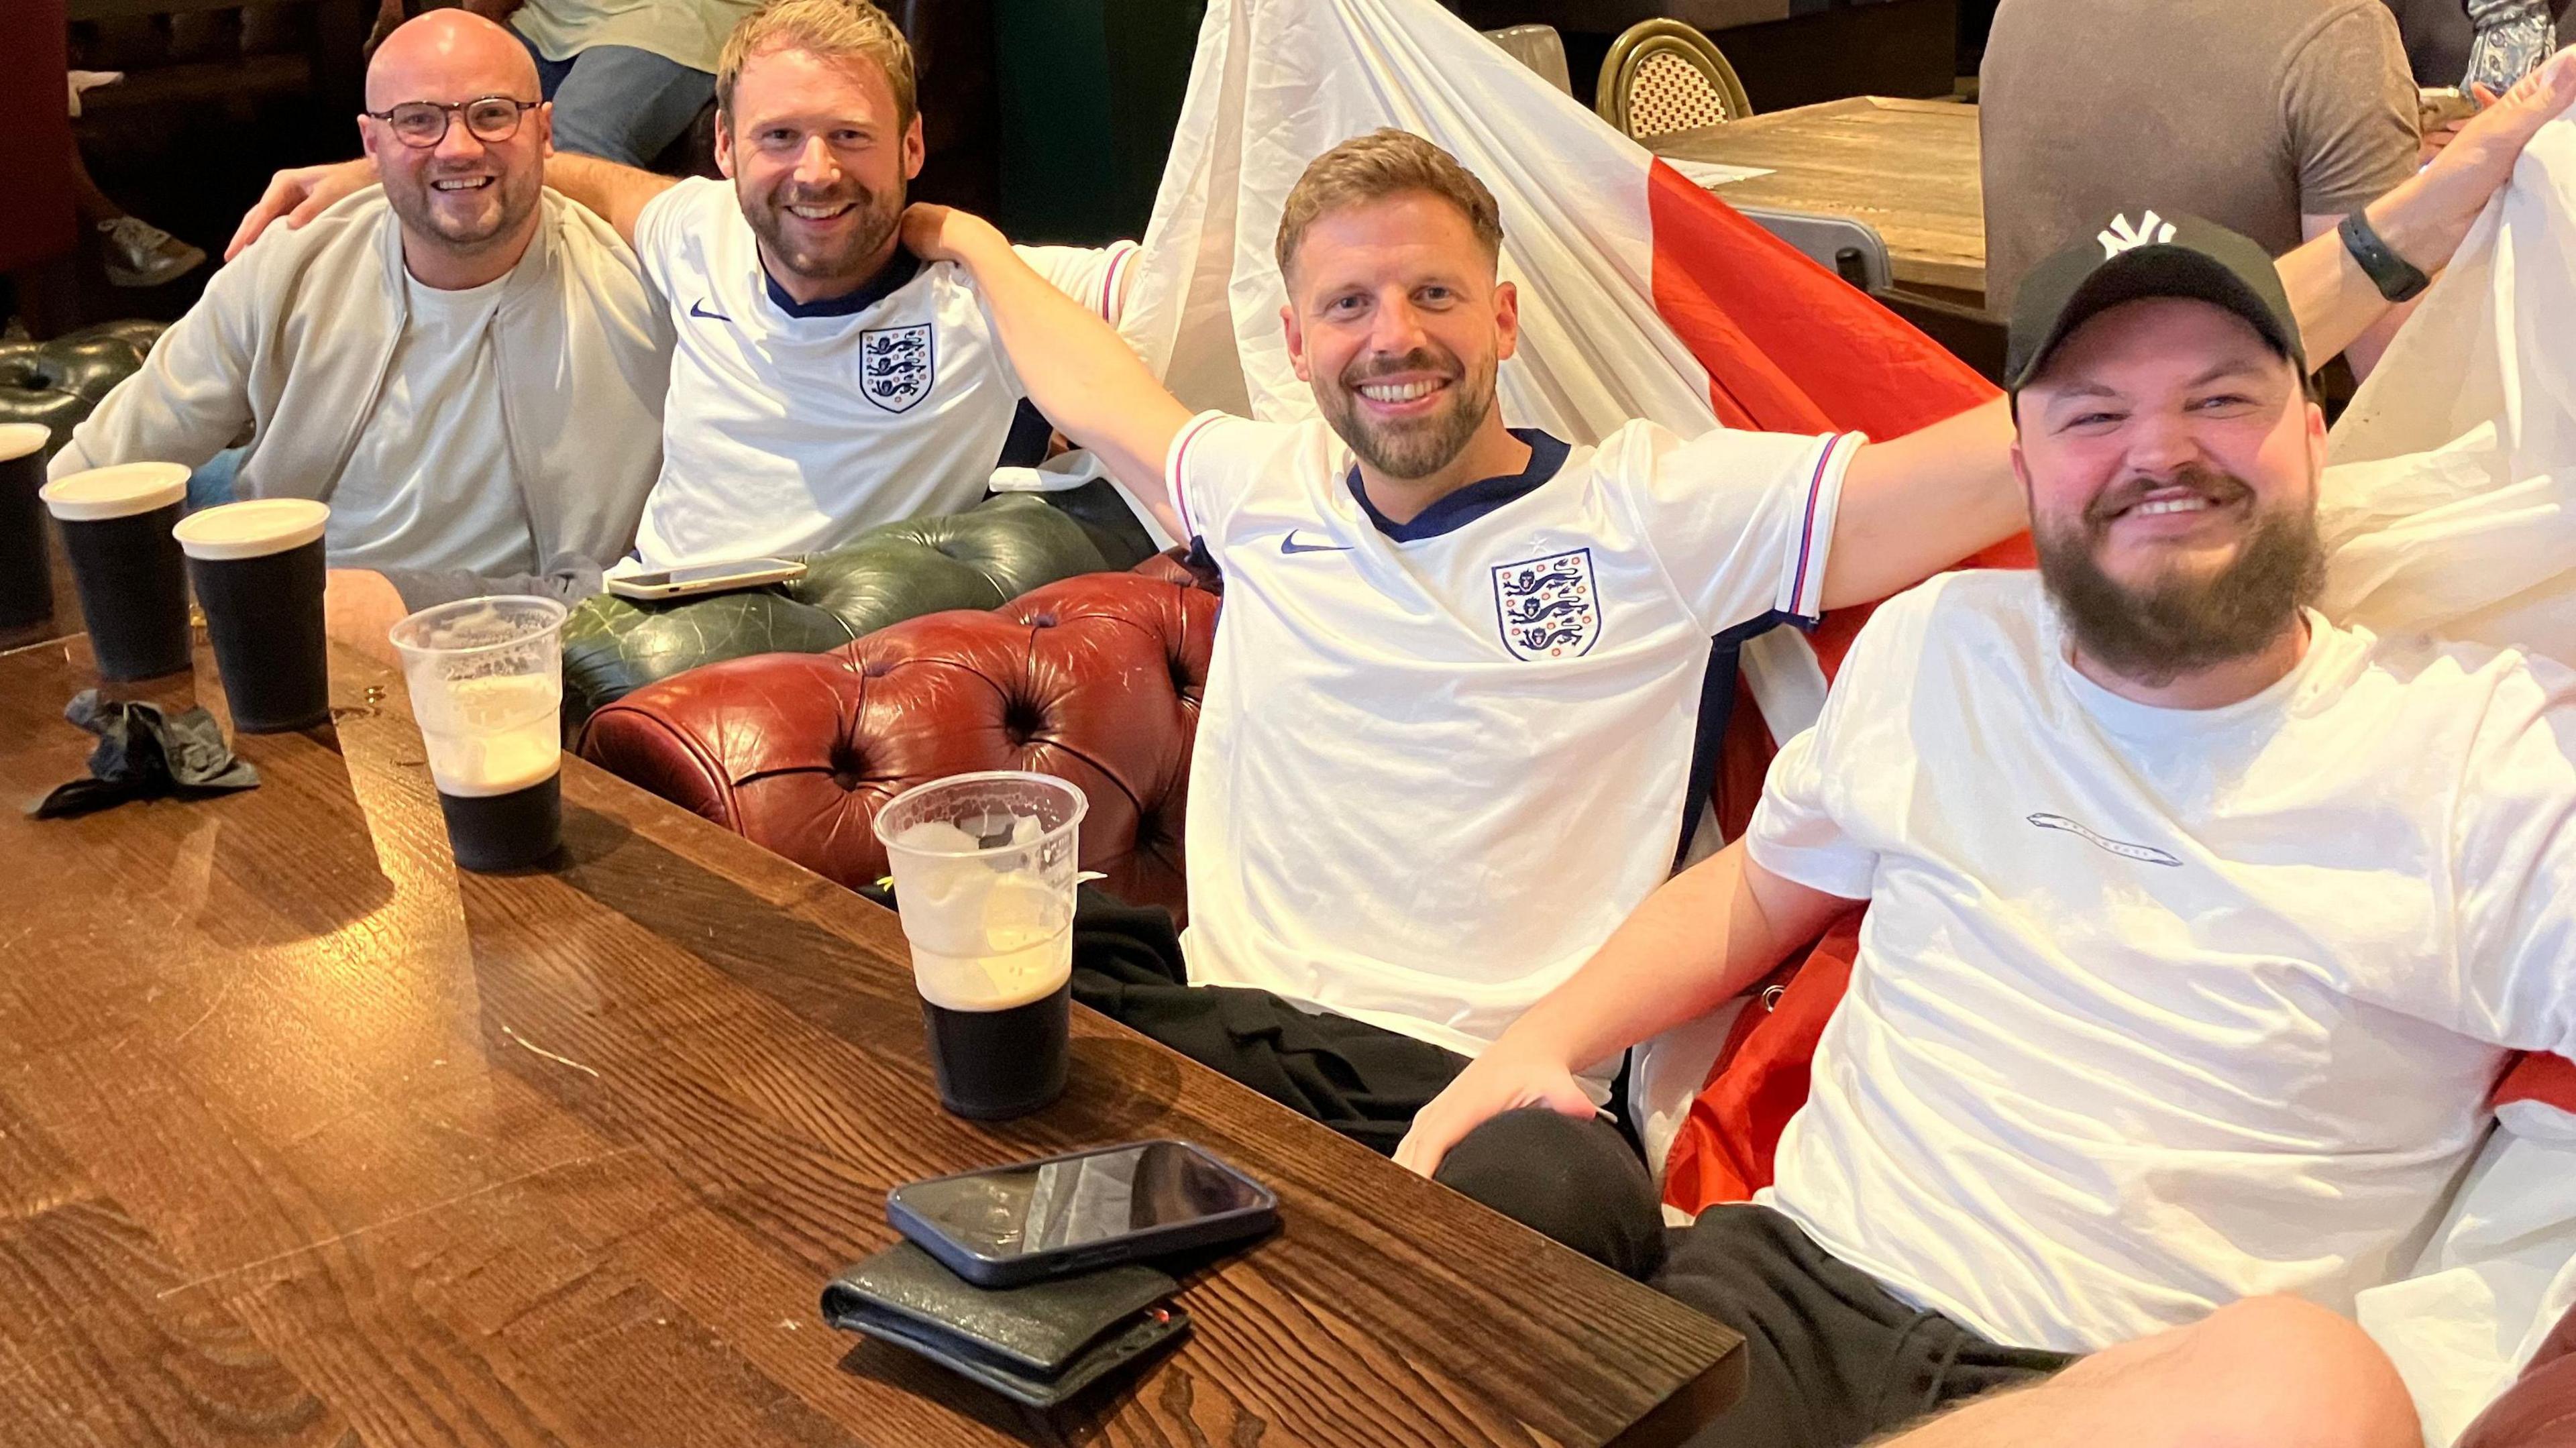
579, 556, 1218, 918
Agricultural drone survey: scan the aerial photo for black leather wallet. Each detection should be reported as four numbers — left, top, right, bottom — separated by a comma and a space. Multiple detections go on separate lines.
820, 1241, 1189, 1408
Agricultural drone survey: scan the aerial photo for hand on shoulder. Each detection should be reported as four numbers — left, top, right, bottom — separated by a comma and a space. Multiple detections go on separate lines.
225, 158, 379, 262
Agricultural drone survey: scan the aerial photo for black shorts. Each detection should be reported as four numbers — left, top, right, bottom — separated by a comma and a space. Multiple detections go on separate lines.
1656, 1204, 2078, 1448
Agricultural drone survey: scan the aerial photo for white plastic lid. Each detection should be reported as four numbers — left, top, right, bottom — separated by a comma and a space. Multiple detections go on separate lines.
174, 498, 331, 561
0, 423, 48, 465
40, 461, 190, 522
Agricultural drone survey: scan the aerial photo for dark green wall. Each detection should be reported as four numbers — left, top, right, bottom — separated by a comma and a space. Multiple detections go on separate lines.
994, 0, 1208, 245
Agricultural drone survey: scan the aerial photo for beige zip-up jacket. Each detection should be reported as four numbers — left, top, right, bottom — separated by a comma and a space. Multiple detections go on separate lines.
54, 185, 672, 608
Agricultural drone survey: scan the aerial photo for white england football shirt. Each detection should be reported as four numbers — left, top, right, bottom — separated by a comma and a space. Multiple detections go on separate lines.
1750, 571, 2576, 1352
1167, 410, 1858, 1061
625, 178, 1138, 568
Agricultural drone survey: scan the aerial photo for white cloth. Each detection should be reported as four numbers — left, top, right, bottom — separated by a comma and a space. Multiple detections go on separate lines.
2310, 114, 2576, 1442
1168, 410, 1852, 1061
324, 271, 535, 580
508, 0, 755, 73
1748, 571, 2576, 1354
2320, 119, 2576, 660
2359, 1123, 2576, 1447
624, 178, 1137, 569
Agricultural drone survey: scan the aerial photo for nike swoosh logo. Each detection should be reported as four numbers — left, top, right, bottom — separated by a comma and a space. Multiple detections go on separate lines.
1279, 531, 1353, 555
689, 298, 733, 322
2027, 813, 2184, 868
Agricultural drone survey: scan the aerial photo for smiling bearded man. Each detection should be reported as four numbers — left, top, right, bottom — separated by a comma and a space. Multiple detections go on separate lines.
227, 0, 1146, 573
54, 8, 671, 658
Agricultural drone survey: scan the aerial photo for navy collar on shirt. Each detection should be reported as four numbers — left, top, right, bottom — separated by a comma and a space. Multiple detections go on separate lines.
761, 243, 924, 319
1344, 427, 1572, 543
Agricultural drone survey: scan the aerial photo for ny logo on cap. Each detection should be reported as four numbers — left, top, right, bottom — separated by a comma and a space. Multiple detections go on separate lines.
2098, 211, 2178, 258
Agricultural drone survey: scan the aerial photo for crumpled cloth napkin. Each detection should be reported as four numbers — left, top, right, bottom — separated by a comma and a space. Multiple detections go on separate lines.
30, 689, 260, 820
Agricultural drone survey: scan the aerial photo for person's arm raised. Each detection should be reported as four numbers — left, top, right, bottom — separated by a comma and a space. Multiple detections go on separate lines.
2282, 48, 2576, 366
225, 150, 678, 259
1805, 50, 2576, 614
1392, 840, 1852, 1176
904, 204, 1192, 538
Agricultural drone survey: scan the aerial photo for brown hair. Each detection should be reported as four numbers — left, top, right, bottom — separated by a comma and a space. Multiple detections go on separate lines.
715, 0, 916, 130
1273, 128, 1504, 282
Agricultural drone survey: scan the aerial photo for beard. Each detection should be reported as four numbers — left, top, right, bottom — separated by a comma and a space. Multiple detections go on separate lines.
1315, 343, 1498, 481
2035, 465, 2325, 687
384, 158, 542, 254
743, 173, 904, 290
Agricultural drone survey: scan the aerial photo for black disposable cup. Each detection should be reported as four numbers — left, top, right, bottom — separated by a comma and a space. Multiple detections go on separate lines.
922, 981, 1073, 1119
176, 498, 333, 733
0, 425, 51, 629
436, 772, 564, 873
40, 462, 193, 681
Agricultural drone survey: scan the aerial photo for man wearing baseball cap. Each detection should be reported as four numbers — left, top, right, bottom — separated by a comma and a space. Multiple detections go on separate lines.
1395, 205, 2576, 1445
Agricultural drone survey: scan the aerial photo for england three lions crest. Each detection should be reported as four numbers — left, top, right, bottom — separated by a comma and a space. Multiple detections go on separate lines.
1492, 547, 1600, 661
859, 323, 934, 414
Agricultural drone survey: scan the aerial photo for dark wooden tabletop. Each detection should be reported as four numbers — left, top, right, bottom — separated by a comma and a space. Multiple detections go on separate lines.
0, 628, 1743, 1447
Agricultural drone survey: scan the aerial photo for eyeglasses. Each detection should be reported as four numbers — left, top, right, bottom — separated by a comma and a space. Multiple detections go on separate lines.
364, 96, 541, 148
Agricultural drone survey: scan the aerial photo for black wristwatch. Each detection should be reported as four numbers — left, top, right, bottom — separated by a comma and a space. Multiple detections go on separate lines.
2339, 211, 2430, 302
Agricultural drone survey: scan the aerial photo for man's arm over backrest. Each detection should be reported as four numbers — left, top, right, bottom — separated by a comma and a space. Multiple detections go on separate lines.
48, 251, 266, 480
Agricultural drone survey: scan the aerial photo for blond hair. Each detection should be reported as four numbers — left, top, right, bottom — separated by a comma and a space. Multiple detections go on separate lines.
1274, 129, 1504, 282
716, 0, 916, 129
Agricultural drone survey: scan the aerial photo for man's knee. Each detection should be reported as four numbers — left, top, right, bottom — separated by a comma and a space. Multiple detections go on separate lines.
1434, 1107, 1665, 1279
2069, 1296, 2418, 1448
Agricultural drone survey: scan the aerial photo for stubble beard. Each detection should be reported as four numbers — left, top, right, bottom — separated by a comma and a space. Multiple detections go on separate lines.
746, 176, 904, 289
1316, 344, 1499, 482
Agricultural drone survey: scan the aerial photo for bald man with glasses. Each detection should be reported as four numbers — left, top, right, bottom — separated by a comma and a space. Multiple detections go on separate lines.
52, 9, 672, 658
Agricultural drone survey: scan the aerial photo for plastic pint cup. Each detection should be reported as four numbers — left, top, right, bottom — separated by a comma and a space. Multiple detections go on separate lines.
0, 424, 53, 630
390, 595, 569, 873
174, 498, 332, 731
40, 461, 193, 680
873, 771, 1088, 1119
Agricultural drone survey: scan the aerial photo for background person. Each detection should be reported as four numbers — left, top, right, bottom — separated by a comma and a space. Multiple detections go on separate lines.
237, 0, 1138, 572
1981, 0, 2421, 375
52, 10, 670, 658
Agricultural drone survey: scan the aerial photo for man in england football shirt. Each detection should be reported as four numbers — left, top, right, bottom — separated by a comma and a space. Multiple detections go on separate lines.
236, 0, 1140, 570
899, 126, 2043, 1152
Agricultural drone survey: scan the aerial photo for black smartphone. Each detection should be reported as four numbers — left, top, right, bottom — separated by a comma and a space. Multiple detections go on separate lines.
888, 1139, 1279, 1288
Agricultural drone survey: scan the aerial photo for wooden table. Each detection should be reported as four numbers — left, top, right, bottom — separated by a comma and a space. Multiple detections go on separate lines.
1653, 96, 1986, 302
0, 630, 1743, 1445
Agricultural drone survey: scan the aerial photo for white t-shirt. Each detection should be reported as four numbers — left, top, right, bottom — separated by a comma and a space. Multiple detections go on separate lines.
1167, 410, 1857, 1060
1750, 570, 2576, 1353
625, 178, 1137, 569
325, 270, 536, 579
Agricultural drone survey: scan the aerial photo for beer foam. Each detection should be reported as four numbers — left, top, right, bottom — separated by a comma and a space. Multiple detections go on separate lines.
173, 498, 329, 560
417, 673, 562, 797
40, 461, 189, 521
0, 423, 48, 465
904, 873, 1073, 1011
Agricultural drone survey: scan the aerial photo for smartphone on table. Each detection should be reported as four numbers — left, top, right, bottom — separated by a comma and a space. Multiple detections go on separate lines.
889, 1139, 1280, 1288
604, 557, 806, 601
